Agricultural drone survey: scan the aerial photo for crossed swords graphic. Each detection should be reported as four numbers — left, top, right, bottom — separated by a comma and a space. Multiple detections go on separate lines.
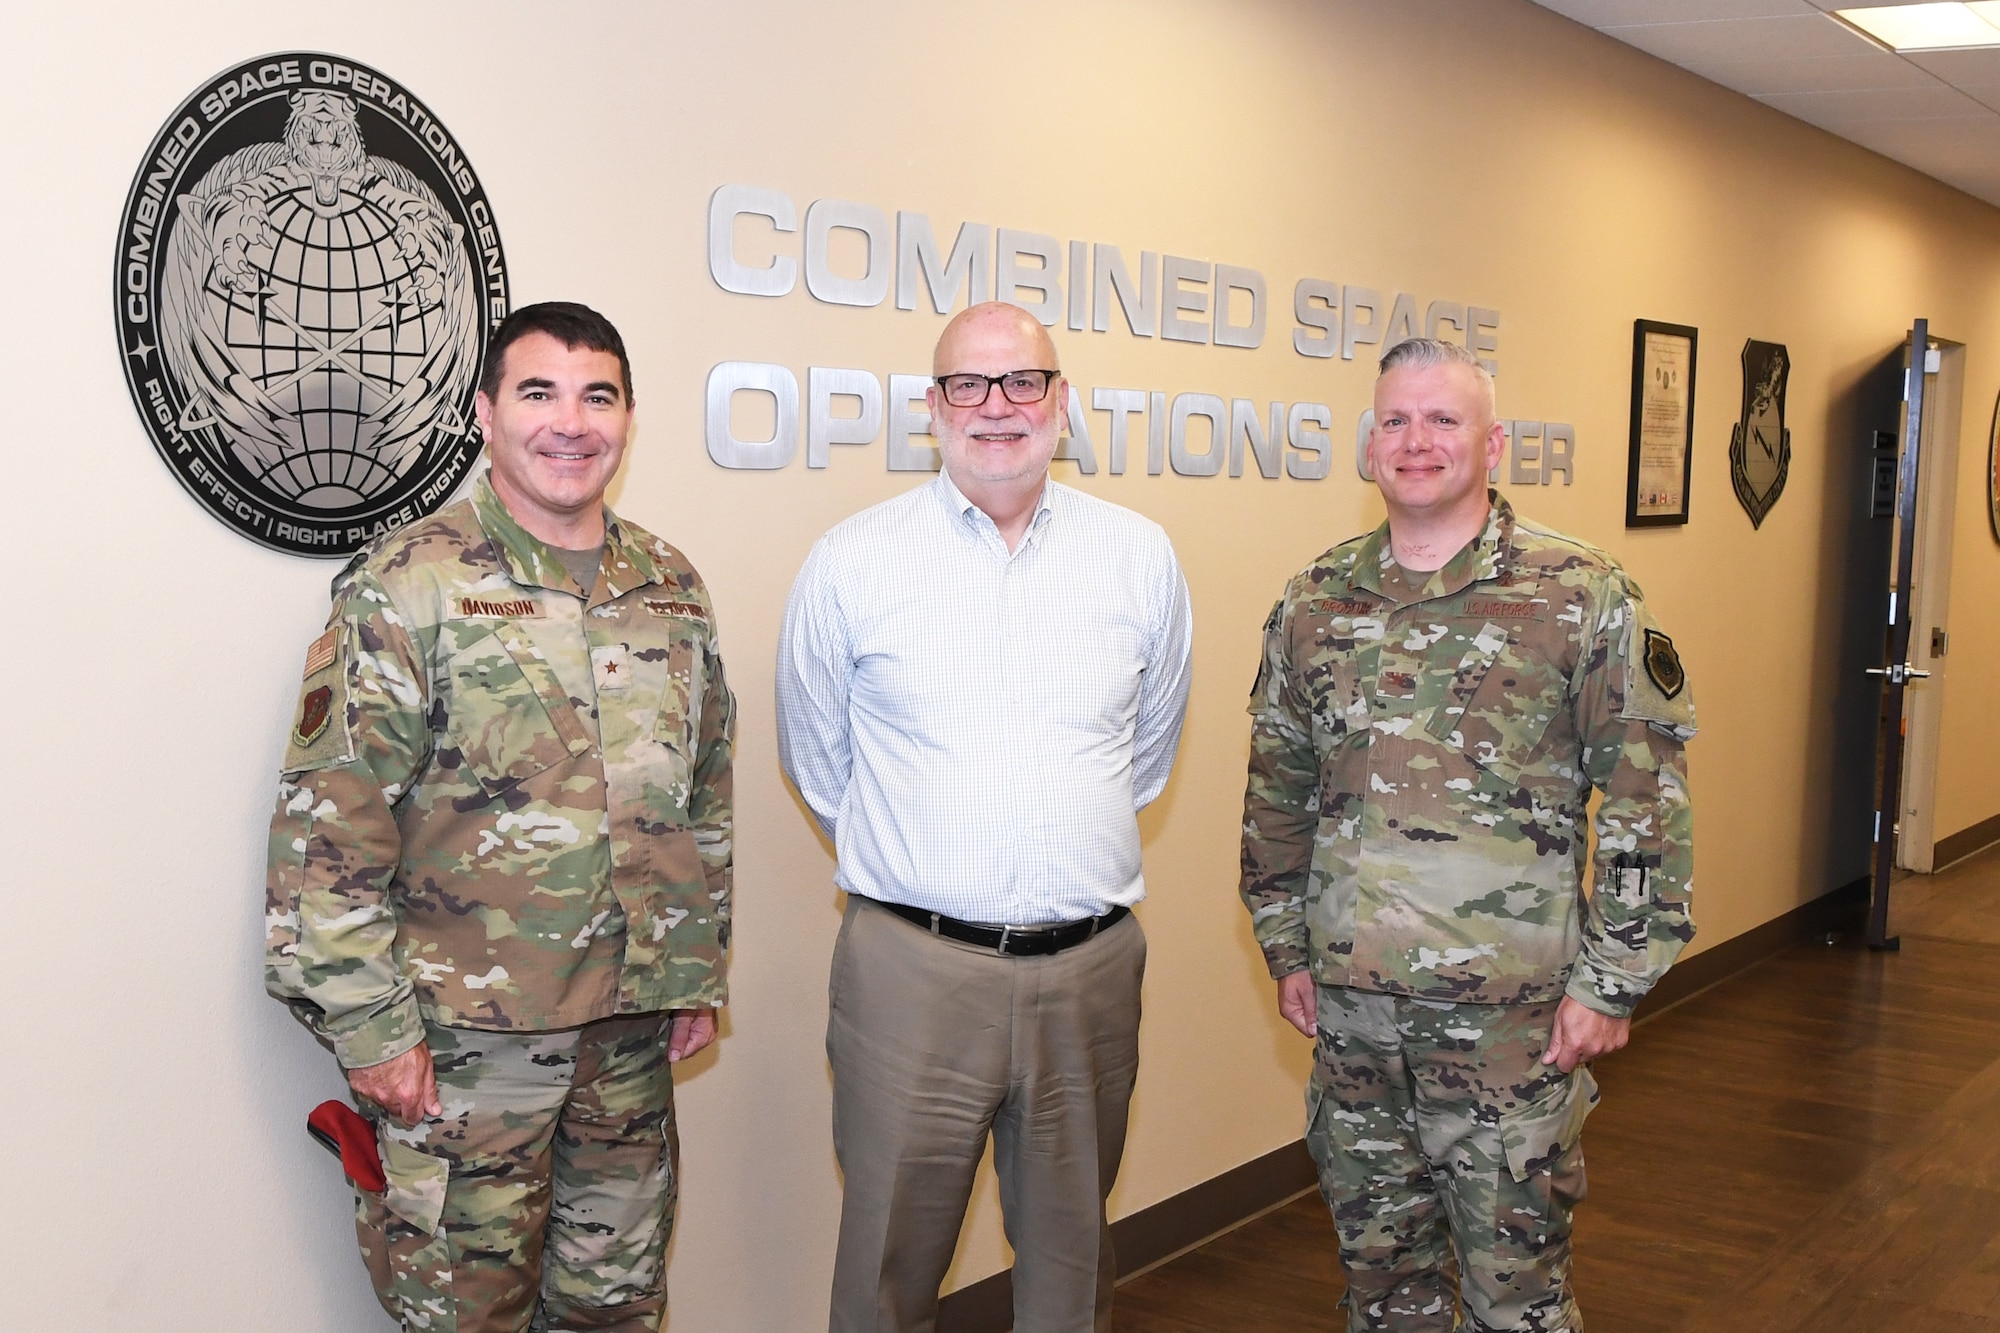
257, 287, 415, 401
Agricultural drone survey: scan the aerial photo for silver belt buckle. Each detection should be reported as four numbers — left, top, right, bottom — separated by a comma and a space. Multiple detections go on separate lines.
997, 924, 1014, 955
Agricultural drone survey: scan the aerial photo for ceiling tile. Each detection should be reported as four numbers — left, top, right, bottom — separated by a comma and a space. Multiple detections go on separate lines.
1678, 48, 1940, 92
1602, 13, 1883, 62
1800, 0, 1970, 9
1831, 110, 2000, 159
1535, 0, 2000, 207
1904, 46, 2000, 82
1756, 83, 1991, 120
1532, 0, 1816, 22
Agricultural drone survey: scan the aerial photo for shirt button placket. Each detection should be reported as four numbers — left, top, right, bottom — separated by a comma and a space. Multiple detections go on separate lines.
999, 553, 1026, 920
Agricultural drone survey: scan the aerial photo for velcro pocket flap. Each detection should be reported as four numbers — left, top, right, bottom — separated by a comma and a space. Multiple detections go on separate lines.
446, 632, 589, 792
1424, 621, 1508, 741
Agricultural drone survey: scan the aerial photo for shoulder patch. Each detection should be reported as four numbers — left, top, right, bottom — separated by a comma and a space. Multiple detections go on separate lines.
282, 673, 353, 772
1249, 600, 1285, 705
1642, 629, 1685, 700
1618, 605, 1696, 741
295, 685, 333, 746
282, 625, 355, 773
302, 628, 338, 681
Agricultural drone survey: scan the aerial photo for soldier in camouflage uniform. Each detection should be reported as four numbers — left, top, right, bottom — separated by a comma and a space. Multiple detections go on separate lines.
1239, 338, 1695, 1332
266, 302, 735, 1332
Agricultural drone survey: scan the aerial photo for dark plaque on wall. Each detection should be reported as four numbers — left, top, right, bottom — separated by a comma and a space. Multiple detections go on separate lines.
1626, 319, 1697, 527
114, 53, 509, 557
1729, 339, 1791, 529
1987, 391, 2000, 546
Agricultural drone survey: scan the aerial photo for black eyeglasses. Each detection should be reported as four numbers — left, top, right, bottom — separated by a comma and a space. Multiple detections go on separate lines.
934, 369, 1060, 408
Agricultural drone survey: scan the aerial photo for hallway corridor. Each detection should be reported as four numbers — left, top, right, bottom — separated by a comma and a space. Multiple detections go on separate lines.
1113, 849, 2000, 1331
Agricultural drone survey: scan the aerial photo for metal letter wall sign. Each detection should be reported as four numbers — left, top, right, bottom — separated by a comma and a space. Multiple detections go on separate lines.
1729, 338, 1791, 529
114, 53, 509, 557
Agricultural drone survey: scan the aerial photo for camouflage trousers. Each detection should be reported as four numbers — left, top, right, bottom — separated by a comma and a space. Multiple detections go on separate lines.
356, 1011, 679, 1332
1305, 986, 1599, 1333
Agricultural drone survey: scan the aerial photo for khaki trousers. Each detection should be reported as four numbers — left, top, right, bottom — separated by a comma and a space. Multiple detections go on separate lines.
826, 895, 1146, 1333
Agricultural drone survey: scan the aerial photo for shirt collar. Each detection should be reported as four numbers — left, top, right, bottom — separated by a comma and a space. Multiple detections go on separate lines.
469, 470, 666, 599
1353, 489, 1515, 603
931, 469, 1059, 539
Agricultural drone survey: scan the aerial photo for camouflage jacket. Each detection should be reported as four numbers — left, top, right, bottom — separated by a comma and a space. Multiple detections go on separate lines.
1239, 493, 1694, 1017
266, 474, 735, 1068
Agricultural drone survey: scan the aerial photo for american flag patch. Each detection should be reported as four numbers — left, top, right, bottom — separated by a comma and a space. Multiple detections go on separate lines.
302, 628, 338, 680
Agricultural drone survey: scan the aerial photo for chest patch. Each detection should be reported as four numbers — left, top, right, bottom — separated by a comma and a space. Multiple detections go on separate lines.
454, 596, 542, 620
644, 597, 707, 621
1306, 597, 1374, 617
591, 643, 631, 692
1463, 598, 1539, 620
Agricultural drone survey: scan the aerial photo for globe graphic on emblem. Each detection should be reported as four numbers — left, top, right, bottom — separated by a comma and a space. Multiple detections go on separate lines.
211, 183, 452, 509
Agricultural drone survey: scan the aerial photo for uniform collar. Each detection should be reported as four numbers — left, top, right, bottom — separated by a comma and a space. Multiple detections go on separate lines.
1353, 489, 1516, 603
469, 471, 666, 600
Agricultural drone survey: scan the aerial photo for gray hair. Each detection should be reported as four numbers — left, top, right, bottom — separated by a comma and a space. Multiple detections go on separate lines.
1377, 337, 1495, 413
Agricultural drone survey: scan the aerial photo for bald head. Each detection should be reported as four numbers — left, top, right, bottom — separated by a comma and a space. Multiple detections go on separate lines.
923, 302, 1067, 535
932, 302, 1060, 376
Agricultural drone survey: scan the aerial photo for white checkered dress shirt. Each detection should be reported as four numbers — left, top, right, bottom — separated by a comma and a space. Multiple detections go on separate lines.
777, 472, 1194, 925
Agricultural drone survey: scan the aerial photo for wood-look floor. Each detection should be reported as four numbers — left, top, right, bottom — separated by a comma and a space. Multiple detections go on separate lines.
1112, 848, 2000, 1331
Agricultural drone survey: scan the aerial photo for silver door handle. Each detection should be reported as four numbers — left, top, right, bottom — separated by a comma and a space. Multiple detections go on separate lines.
1866, 663, 1933, 683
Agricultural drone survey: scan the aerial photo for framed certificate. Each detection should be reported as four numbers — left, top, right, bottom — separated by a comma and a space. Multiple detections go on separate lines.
1626, 320, 1698, 527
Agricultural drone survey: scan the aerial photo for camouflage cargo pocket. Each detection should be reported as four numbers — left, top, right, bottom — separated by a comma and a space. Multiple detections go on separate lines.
445, 632, 568, 793
356, 1134, 454, 1330
1498, 1065, 1598, 1232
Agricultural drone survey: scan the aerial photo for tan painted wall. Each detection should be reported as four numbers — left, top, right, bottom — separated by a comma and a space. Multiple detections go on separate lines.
8, 0, 2000, 1327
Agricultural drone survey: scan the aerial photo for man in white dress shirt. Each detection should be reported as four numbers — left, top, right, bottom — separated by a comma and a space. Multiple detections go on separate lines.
777, 301, 1195, 1333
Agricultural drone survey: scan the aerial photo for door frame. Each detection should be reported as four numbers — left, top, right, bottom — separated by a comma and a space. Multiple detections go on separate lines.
1894, 338, 1963, 874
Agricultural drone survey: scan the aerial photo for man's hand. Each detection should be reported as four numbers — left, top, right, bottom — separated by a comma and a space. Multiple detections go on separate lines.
668, 1007, 717, 1063
347, 1042, 441, 1127
1277, 971, 1317, 1038
1540, 997, 1630, 1073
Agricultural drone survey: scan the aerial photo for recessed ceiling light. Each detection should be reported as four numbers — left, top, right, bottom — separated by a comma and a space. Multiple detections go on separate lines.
1835, 3, 2000, 52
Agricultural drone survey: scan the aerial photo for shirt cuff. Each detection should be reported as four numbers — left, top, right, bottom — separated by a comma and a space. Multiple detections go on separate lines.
1563, 967, 1641, 1020
331, 1000, 428, 1070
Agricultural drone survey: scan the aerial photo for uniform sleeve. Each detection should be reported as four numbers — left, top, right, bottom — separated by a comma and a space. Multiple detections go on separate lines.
1132, 538, 1194, 811
264, 565, 431, 1069
1238, 596, 1320, 980
774, 540, 853, 838
1567, 579, 1697, 1017
688, 616, 737, 954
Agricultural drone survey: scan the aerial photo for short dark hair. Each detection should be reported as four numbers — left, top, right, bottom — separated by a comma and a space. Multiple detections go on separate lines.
479, 301, 634, 405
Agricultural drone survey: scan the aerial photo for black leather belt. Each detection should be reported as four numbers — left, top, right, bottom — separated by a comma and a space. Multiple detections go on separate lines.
874, 899, 1130, 957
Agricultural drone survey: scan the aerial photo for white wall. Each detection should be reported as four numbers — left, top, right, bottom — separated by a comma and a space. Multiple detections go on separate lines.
7, 1, 2000, 1328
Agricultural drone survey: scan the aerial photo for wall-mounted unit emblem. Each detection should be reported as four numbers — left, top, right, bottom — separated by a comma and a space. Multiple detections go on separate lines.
115, 53, 508, 557
1729, 339, 1791, 530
